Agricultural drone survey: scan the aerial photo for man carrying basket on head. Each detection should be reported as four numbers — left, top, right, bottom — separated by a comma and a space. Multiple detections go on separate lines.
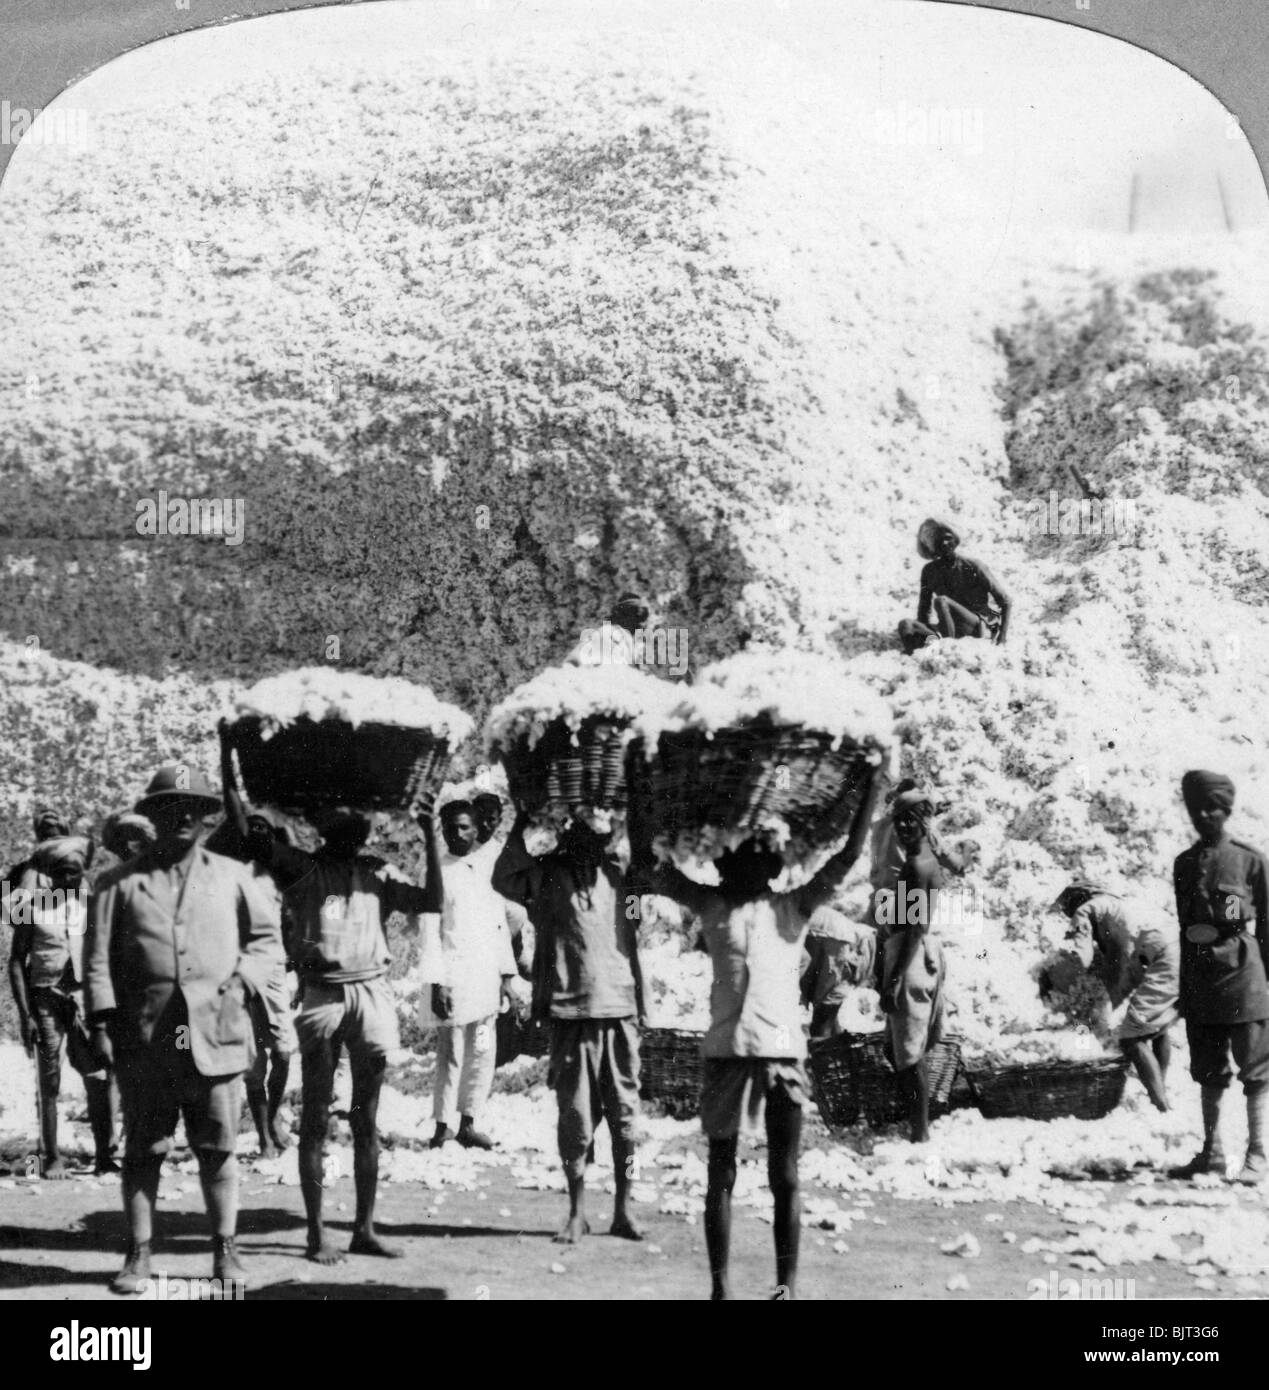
640, 770, 881, 1302
221, 736, 441, 1263
493, 807, 647, 1247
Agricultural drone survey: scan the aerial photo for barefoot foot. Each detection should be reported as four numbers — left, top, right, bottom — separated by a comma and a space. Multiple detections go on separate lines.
42, 1157, 69, 1180
553, 1216, 591, 1245
349, 1231, 404, 1258
609, 1213, 644, 1241
306, 1238, 346, 1266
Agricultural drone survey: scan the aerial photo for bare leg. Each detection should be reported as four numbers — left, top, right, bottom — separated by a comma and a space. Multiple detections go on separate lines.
897, 619, 938, 655
766, 1088, 803, 1300
267, 1052, 291, 1149
348, 1052, 400, 1257
610, 1134, 643, 1240
1152, 1031, 1172, 1083
1123, 1038, 1168, 1112
245, 1047, 275, 1158
553, 1069, 591, 1243
39, 1073, 66, 1178
299, 1044, 343, 1264
932, 595, 987, 640
554, 1164, 590, 1244
705, 1137, 738, 1300
897, 1058, 931, 1142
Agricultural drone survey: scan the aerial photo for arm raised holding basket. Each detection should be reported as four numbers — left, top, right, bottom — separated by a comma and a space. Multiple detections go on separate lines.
795, 767, 884, 918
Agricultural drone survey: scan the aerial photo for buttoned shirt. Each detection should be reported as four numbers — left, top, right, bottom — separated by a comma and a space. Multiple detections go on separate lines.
417, 848, 517, 1026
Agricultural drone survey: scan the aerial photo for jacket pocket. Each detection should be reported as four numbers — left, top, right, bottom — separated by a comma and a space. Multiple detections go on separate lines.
215, 977, 248, 1046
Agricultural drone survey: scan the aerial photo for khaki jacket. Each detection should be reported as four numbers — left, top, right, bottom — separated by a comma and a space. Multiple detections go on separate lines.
86, 843, 280, 1076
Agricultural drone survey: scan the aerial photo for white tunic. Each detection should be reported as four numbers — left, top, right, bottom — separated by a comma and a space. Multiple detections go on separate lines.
417, 848, 517, 1028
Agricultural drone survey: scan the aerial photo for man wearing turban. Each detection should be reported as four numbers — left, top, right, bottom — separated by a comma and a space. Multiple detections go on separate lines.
897, 518, 1012, 655
8, 833, 119, 1178
1171, 771, 1269, 1183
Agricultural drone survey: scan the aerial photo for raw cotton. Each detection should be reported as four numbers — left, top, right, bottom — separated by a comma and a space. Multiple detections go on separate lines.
235, 666, 474, 740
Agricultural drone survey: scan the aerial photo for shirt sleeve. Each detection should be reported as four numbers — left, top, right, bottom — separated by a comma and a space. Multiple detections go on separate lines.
234, 864, 284, 998
1065, 903, 1097, 969
497, 914, 518, 979
1251, 850, 1269, 965
492, 836, 538, 907
377, 868, 431, 917
416, 911, 447, 985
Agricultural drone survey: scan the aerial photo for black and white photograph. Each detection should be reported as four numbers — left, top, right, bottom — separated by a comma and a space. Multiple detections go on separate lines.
0, 0, 1267, 1327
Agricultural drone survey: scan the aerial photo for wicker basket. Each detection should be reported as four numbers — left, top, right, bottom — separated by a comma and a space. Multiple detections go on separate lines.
809, 1032, 964, 1128
965, 1057, 1129, 1121
500, 716, 630, 814
627, 720, 882, 858
225, 716, 452, 813
807, 1034, 866, 1126
639, 1026, 705, 1117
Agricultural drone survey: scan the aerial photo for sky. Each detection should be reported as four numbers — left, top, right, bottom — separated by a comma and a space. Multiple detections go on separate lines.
13, 0, 1267, 236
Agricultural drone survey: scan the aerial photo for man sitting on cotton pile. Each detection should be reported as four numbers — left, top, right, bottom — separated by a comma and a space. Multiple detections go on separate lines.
897, 518, 1011, 654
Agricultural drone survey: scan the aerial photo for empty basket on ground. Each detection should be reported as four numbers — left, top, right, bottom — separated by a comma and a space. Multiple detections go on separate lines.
965, 1056, 1129, 1121
500, 716, 630, 813
628, 721, 883, 858
639, 1026, 705, 1117
807, 1033, 866, 1126
809, 1032, 964, 1128
224, 716, 452, 813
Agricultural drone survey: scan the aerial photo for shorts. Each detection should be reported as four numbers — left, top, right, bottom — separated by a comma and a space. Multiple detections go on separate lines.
547, 1017, 640, 1169
1186, 1019, 1269, 1089
294, 975, 399, 1064
700, 1058, 807, 1140
116, 1045, 242, 1157
251, 965, 298, 1056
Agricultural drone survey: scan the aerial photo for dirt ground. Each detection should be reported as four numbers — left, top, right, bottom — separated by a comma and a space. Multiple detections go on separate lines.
0, 1153, 1244, 1302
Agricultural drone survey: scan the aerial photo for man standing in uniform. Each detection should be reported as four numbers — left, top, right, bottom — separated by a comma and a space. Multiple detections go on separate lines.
1170, 770, 1269, 1183
86, 764, 280, 1294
